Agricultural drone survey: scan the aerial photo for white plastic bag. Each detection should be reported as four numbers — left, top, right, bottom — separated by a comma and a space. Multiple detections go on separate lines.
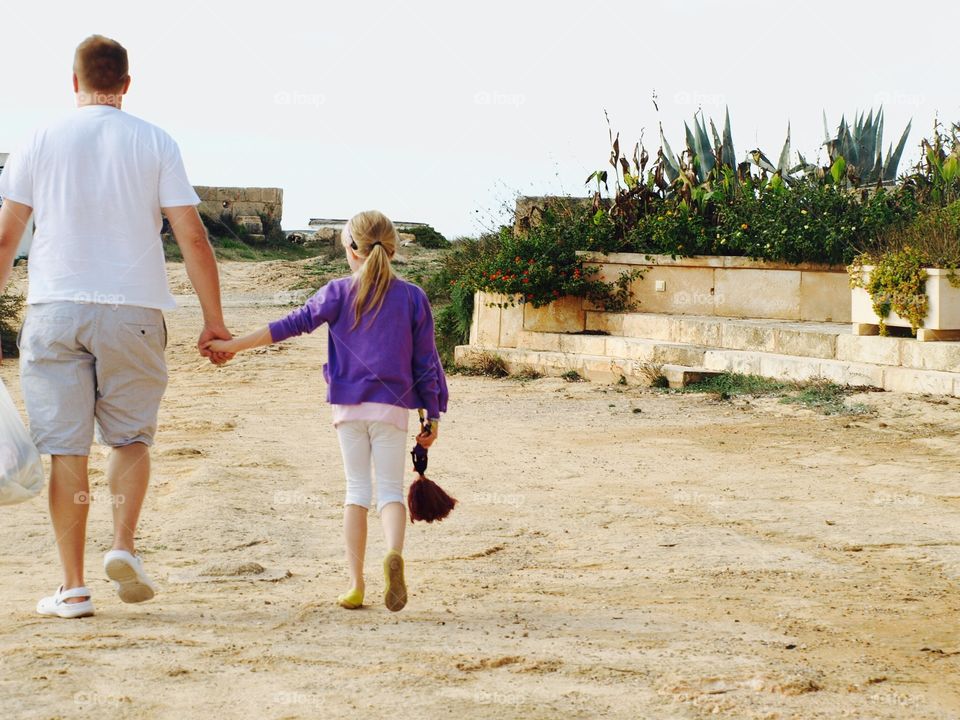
0, 378, 44, 505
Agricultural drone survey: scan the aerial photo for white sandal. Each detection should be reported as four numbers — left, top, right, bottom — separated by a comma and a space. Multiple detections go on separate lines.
36, 585, 94, 619
104, 549, 157, 603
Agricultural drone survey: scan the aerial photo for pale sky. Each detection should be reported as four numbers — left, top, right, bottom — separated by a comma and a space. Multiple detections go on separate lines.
2, 1, 956, 239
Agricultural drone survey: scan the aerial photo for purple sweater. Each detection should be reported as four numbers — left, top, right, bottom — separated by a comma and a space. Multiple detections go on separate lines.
268, 276, 449, 418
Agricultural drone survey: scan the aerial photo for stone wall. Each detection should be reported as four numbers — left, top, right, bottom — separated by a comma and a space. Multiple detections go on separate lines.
194, 186, 283, 224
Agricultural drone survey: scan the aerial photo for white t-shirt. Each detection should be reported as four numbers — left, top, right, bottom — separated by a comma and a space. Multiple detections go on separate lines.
0, 105, 199, 310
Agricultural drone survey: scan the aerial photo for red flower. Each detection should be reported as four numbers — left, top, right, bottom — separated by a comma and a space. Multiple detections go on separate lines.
522, 277, 529, 283
527, 293, 534, 299
528, 259, 535, 265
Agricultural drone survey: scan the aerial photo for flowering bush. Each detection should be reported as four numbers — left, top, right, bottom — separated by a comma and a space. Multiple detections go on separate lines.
473, 204, 641, 310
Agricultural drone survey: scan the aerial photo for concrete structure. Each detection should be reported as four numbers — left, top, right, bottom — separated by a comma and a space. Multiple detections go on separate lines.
852, 266, 960, 341
308, 218, 430, 232
456, 290, 960, 396
195, 186, 283, 226
0, 152, 33, 257
578, 251, 851, 323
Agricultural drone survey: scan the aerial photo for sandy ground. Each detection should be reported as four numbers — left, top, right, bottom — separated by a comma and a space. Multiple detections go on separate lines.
1, 262, 959, 719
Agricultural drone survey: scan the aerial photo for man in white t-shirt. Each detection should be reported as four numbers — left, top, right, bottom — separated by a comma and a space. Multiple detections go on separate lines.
0, 35, 234, 618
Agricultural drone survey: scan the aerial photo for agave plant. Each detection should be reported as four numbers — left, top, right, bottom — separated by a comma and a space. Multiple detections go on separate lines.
822, 107, 911, 186
659, 108, 809, 189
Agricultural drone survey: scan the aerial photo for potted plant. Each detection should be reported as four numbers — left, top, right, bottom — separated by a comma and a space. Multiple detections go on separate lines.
849, 203, 960, 340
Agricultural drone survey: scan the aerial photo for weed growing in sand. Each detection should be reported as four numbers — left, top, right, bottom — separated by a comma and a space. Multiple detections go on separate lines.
781, 380, 875, 415
679, 372, 788, 399
461, 351, 510, 378
679, 372, 875, 415
637, 363, 668, 388
511, 365, 544, 381
561, 370, 585, 382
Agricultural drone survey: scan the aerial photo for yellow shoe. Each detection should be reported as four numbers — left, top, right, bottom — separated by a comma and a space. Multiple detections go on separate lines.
383, 550, 407, 612
337, 587, 364, 609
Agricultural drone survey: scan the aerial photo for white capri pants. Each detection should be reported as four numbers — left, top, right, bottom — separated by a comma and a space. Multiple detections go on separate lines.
336, 420, 408, 512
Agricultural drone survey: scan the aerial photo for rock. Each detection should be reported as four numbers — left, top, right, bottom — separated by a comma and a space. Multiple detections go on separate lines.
236, 215, 264, 235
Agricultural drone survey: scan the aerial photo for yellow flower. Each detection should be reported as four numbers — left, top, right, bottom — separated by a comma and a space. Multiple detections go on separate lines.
740, 223, 749, 230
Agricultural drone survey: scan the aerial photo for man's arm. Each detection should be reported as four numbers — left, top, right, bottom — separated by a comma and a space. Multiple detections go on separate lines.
163, 205, 233, 364
0, 199, 32, 295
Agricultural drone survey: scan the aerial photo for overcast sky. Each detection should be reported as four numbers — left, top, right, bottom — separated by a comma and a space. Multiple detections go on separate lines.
2, 1, 956, 238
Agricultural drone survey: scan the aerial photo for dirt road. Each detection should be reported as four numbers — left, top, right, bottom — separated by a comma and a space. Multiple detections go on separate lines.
1, 263, 958, 719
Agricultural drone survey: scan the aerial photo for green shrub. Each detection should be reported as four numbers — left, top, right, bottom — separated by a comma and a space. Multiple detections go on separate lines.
402, 225, 450, 249
0, 291, 25, 359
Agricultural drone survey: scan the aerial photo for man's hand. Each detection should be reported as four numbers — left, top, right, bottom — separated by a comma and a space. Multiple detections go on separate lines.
199, 323, 234, 365
164, 205, 232, 365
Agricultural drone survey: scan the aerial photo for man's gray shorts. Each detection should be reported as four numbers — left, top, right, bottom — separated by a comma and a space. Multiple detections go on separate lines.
18, 302, 168, 456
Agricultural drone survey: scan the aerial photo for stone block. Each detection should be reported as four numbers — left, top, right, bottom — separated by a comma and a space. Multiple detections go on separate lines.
836, 334, 903, 366
758, 354, 823, 382
714, 268, 801, 320
559, 334, 607, 355
497, 298, 524, 348
261, 188, 281, 204
474, 294, 502, 346
702, 349, 761, 375
620, 313, 676, 341
817, 359, 884, 388
631, 266, 717, 315
585, 312, 624, 335
651, 344, 707, 367
800, 271, 851, 322
514, 330, 561, 352
883, 366, 957, 395
901, 341, 960, 373
773, 328, 837, 359
720, 322, 777, 352
236, 215, 263, 235
606, 337, 657, 361
523, 296, 585, 333
675, 317, 722, 347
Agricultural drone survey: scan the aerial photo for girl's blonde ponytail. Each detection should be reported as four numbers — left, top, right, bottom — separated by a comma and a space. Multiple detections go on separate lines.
345, 210, 399, 329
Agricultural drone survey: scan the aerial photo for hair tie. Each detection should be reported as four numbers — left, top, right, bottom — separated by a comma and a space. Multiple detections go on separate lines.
371, 241, 383, 248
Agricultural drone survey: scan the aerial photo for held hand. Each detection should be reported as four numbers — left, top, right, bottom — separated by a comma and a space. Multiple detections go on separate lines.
204, 337, 240, 354
198, 323, 235, 365
416, 424, 439, 449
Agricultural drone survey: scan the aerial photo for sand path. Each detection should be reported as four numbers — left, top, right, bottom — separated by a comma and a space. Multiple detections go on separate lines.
1, 263, 958, 719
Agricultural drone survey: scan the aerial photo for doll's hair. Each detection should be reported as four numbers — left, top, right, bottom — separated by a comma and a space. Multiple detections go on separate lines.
343, 210, 398, 329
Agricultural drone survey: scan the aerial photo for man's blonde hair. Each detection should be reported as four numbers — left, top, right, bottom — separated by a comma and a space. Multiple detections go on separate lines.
74, 35, 129, 92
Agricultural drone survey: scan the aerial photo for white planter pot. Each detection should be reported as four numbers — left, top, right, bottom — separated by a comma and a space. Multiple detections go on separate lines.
851, 266, 960, 335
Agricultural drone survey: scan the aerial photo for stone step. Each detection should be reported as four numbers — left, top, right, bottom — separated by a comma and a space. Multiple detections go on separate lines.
454, 344, 960, 397
661, 365, 723, 389
578, 311, 960, 373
